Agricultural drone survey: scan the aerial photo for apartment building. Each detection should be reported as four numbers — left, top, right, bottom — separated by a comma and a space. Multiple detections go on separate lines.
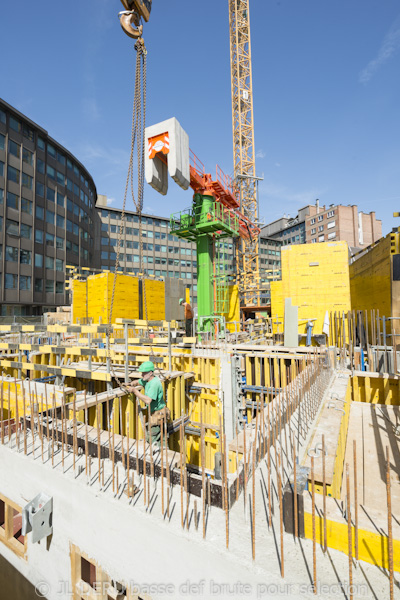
261, 205, 319, 246
305, 204, 382, 247
262, 200, 382, 250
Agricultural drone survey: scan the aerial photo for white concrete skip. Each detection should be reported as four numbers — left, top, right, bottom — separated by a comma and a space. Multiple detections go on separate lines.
145, 117, 190, 195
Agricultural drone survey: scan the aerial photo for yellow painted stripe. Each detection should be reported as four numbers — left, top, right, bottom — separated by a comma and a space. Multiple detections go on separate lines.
304, 512, 400, 571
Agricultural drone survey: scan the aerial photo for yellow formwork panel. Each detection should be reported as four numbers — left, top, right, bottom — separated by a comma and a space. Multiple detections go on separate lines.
72, 273, 140, 324
350, 233, 394, 331
270, 241, 351, 344
217, 285, 240, 333
0, 379, 71, 420
312, 382, 351, 499
351, 375, 400, 405
143, 279, 165, 320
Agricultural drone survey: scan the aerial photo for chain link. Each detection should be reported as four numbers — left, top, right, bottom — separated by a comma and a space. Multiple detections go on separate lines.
106, 40, 163, 393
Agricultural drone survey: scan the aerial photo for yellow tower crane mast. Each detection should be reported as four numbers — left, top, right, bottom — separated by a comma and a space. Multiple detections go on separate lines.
229, 0, 261, 313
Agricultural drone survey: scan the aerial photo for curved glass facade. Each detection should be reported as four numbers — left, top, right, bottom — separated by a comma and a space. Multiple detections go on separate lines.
0, 99, 98, 315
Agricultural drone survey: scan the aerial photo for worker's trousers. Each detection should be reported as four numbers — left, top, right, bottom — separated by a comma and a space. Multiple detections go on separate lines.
185, 318, 193, 337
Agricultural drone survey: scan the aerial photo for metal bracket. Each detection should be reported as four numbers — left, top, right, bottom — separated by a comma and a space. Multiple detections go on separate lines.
22, 493, 53, 543
307, 443, 327, 458
326, 402, 345, 415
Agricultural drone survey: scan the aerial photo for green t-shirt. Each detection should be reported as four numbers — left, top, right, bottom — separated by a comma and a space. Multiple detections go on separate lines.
139, 376, 165, 414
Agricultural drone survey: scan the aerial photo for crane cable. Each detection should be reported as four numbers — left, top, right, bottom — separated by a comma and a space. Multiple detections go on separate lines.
106, 38, 163, 395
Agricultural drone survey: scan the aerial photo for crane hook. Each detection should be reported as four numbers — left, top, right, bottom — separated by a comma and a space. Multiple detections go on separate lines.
118, 10, 143, 39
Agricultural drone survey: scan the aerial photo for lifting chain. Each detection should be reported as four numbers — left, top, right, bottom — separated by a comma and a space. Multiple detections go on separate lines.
107, 39, 164, 395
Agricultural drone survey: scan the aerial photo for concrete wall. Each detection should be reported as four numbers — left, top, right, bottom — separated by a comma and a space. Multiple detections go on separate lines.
0, 445, 269, 600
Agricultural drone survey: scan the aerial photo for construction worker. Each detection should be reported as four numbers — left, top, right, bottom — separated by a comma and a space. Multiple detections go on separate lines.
128, 361, 170, 445
179, 298, 194, 337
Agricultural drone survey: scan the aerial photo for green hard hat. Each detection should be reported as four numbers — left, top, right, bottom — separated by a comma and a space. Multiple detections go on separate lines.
139, 361, 155, 373
179, 298, 184, 304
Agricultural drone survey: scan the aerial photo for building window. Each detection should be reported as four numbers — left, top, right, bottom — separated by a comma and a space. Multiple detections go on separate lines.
8, 139, 20, 159
0, 133, 4, 150
56, 215, 64, 228
46, 210, 55, 225
310, 218, 315, 225
35, 253, 43, 267
46, 233, 54, 247
327, 210, 335, 218
22, 148, 33, 166
0, 161, 3, 177
7, 165, 20, 184
9, 117, 21, 133
45, 280, 54, 293
6, 219, 19, 236
56, 281, 64, 293
56, 236, 64, 250
20, 250, 31, 265
23, 125, 34, 142
47, 144, 56, 158
0, 189, 3, 205
0, 109, 5, 124
36, 205, 44, 220
318, 225, 324, 232
318, 235, 324, 242
37, 137, 45, 151
55, 259, 63, 271
22, 173, 33, 190
57, 192, 64, 207
5, 274, 18, 289
328, 232, 336, 240
317, 215, 323, 222
47, 165, 55, 180
21, 198, 32, 215
35, 278, 43, 292
19, 276, 31, 290
327, 221, 335, 229
36, 159, 45, 175
5, 246, 18, 262
46, 187, 55, 202
35, 229, 43, 243
20, 224, 31, 240
6, 192, 19, 210
36, 182, 44, 197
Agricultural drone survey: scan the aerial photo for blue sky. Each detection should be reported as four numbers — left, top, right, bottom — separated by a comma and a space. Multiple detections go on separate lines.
1, 1, 400, 234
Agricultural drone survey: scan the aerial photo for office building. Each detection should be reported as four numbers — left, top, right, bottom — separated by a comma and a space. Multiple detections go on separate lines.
0, 99, 98, 316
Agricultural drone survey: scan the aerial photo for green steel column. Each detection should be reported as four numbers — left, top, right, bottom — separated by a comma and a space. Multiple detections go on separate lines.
196, 194, 214, 332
